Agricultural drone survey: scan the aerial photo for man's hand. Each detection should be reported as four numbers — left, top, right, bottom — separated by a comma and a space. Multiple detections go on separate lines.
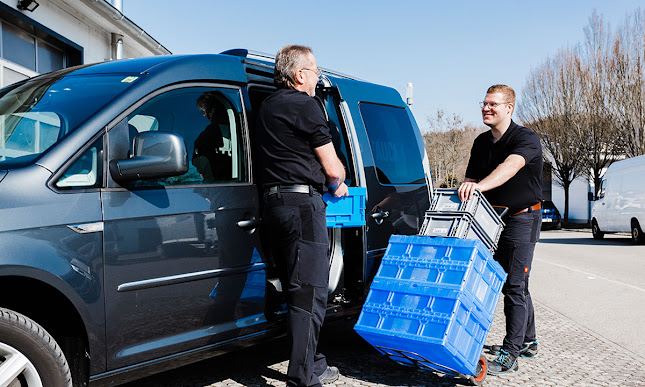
458, 181, 481, 202
331, 182, 349, 198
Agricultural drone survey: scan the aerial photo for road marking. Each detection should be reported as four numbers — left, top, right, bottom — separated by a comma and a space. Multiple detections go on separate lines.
535, 258, 645, 293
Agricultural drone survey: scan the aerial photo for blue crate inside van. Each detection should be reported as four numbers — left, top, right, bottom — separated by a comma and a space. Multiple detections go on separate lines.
323, 187, 366, 227
354, 235, 507, 376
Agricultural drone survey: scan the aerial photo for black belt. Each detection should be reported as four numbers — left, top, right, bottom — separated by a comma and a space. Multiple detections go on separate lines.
266, 185, 311, 195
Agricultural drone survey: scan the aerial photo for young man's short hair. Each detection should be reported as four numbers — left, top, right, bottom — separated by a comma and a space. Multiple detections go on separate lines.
487, 84, 516, 104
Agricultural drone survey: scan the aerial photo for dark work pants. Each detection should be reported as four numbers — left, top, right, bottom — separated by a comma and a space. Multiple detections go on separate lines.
494, 210, 541, 358
263, 191, 329, 387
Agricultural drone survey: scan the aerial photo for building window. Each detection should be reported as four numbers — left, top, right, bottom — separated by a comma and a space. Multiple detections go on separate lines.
38, 41, 64, 74
0, 20, 67, 86
2, 23, 36, 71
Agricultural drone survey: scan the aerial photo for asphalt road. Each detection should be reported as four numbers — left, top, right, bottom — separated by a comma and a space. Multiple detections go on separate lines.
119, 230, 645, 386
531, 229, 645, 358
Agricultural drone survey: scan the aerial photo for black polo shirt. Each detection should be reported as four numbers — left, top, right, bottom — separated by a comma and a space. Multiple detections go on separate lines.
465, 120, 543, 212
255, 88, 332, 192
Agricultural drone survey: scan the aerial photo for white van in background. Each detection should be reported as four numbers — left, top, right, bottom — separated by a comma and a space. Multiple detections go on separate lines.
591, 154, 645, 244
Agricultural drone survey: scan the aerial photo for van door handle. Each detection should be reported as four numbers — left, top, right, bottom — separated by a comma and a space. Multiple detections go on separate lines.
237, 217, 260, 230
371, 209, 389, 225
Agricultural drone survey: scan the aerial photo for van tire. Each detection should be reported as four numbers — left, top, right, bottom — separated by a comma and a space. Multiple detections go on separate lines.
631, 220, 645, 245
591, 219, 604, 240
0, 307, 72, 387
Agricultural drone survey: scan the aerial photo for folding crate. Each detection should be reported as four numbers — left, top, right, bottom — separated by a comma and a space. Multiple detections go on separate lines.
419, 212, 496, 252
354, 235, 507, 376
427, 189, 504, 251
323, 187, 366, 228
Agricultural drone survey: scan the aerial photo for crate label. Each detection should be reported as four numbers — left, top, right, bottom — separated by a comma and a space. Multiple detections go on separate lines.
441, 203, 459, 210
432, 227, 449, 234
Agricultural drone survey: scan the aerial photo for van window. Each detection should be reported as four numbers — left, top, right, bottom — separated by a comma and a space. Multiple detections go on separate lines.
127, 86, 247, 187
359, 102, 424, 184
598, 179, 606, 199
56, 137, 103, 189
0, 73, 139, 169
321, 91, 354, 186
1, 112, 61, 157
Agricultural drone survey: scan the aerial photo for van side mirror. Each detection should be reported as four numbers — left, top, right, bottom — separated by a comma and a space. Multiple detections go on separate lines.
110, 132, 188, 182
588, 192, 594, 201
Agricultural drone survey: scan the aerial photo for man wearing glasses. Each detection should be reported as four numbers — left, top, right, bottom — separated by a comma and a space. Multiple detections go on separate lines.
256, 44, 347, 386
458, 84, 543, 376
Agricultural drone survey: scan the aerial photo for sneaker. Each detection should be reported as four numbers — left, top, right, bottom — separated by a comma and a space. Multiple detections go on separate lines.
487, 349, 518, 375
318, 366, 339, 385
488, 344, 502, 355
520, 340, 538, 358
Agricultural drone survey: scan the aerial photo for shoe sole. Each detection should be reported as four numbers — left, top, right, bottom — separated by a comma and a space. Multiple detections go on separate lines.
319, 376, 339, 384
487, 367, 519, 376
521, 353, 538, 359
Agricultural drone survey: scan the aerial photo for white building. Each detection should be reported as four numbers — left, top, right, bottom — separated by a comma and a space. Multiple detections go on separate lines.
0, 0, 170, 87
551, 175, 593, 224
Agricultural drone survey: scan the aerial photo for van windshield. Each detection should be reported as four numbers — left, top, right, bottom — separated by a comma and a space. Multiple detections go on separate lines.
0, 74, 139, 169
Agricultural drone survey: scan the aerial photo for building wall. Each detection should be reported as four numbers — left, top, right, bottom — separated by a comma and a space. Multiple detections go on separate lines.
552, 176, 593, 224
0, 0, 168, 86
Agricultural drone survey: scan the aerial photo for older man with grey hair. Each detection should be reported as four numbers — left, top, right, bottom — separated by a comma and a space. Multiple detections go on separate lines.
256, 44, 347, 386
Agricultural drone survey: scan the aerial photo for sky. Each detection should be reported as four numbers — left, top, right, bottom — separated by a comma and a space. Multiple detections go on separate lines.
123, 0, 645, 131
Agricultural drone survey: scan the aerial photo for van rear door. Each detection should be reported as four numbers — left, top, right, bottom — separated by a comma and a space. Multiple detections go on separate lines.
327, 77, 431, 280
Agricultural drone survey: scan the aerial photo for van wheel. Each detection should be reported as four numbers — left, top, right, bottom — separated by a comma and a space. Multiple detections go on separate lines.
631, 220, 645, 245
0, 308, 72, 387
591, 219, 604, 240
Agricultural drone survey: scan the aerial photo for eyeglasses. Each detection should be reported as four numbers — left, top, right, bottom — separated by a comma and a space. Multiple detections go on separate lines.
301, 68, 322, 78
480, 101, 512, 109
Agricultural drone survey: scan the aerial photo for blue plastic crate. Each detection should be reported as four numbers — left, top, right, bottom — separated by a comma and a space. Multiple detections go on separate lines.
355, 289, 489, 376
323, 187, 366, 227
354, 235, 507, 376
376, 235, 506, 321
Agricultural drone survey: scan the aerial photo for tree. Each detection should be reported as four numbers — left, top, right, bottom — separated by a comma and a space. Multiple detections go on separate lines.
423, 110, 481, 188
579, 11, 621, 197
609, 8, 645, 158
520, 48, 586, 223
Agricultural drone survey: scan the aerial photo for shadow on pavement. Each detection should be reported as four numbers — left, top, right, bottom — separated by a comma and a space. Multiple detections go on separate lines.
539, 236, 634, 246
318, 318, 472, 387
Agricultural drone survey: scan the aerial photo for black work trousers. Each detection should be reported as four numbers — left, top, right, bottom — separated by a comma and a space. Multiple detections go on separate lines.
494, 210, 541, 358
263, 190, 329, 387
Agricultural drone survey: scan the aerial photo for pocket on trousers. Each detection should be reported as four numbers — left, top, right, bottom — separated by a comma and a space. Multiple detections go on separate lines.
296, 239, 329, 287
265, 206, 300, 245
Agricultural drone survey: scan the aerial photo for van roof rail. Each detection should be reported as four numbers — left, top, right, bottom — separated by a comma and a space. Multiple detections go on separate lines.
220, 48, 363, 82
221, 49, 275, 62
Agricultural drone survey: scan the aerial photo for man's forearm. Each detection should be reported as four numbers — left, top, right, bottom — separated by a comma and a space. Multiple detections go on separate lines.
477, 154, 525, 192
458, 154, 525, 201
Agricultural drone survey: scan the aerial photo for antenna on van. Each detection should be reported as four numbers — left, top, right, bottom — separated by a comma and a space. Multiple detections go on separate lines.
406, 82, 414, 106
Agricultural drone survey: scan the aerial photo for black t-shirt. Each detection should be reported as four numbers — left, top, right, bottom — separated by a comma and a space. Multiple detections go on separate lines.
465, 120, 543, 211
256, 88, 332, 191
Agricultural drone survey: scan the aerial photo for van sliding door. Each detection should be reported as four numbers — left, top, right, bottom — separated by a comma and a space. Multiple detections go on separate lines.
328, 77, 430, 282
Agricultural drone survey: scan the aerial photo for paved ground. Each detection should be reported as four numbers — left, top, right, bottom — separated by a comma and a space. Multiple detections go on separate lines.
122, 230, 645, 386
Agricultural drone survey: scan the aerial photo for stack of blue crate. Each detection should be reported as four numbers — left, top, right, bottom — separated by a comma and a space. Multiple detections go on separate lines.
354, 190, 507, 377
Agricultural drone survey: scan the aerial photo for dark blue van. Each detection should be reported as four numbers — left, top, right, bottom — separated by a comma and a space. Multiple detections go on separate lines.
0, 50, 432, 387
